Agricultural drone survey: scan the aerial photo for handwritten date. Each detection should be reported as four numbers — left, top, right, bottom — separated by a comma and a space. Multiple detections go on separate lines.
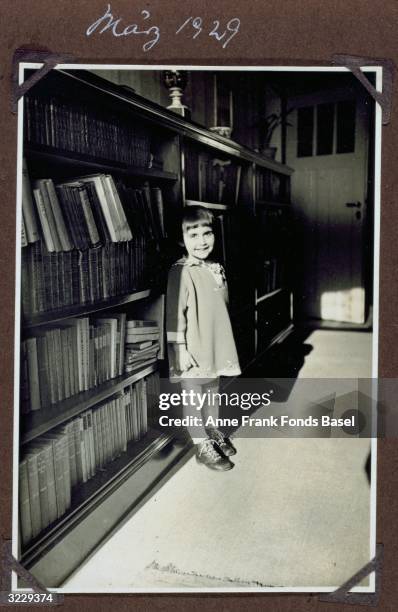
86, 5, 240, 52
176, 17, 240, 49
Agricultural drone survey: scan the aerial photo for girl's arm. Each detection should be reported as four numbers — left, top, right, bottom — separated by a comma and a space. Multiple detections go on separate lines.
166, 265, 197, 373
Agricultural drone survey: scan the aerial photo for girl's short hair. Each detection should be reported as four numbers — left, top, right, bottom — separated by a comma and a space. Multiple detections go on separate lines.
181, 205, 214, 232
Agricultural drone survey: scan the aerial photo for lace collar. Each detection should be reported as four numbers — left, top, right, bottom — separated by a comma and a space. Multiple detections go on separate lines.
175, 257, 226, 287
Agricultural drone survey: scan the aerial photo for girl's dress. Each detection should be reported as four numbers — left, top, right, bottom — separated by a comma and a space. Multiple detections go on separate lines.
166, 256, 241, 380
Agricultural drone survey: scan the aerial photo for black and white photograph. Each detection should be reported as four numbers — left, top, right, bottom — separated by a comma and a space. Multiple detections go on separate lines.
14, 64, 379, 592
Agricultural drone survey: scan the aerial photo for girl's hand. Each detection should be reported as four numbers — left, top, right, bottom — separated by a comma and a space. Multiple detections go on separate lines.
174, 344, 198, 372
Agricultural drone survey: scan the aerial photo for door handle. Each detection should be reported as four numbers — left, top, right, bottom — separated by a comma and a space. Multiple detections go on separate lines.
345, 201, 362, 208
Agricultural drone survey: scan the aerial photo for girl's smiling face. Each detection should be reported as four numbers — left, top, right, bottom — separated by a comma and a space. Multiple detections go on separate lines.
183, 223, 215, 261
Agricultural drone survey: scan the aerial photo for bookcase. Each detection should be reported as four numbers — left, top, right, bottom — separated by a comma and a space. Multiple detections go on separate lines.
18, 68, 294, 586
254, 166, 293, 355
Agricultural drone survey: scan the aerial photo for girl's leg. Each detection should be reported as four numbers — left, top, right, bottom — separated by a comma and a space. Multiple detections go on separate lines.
200, 377, 220, 426
179, 379, 208, 444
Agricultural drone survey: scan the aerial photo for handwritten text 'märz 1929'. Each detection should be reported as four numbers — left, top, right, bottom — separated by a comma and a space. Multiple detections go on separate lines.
86, 4, 241, 52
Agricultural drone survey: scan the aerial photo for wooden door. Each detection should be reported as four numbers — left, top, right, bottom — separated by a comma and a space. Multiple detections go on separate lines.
286, 89, 370, 323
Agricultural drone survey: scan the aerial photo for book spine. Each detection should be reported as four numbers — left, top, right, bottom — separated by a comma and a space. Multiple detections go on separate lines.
26, 453, 42, 537
64, 422, 77, 489
19, 460, 33, 547
60, 432, 71, 511
113, 397, 121, 456
87, 410, 96, 477
92, 410, 100, 471
102, 404, 110, 464
34, 181, 62, 252
36, 335, 50, 409
52, 437, 66, 518
22, 159, 40, 243
72, 418, 84, 484
77, 320, 86, 393
71, 249, 80, 305
59, 328, 70, 399
26, 337, 41, 411
49, 251, 60, 310
106, 176, 133, 241
78, 250, 89, 305
53, 328, 64, 401
33, 189, 55, 253
119, 394, 127, 452
45, 330, 56, 405
56, 185, 80, 251
36, 448, 50, 530
82, 414, 92, 479
96, 407, 103, 468
57, 251, 65, 308
45, 179, 73, 251
78, 187, 101, 247
43, 444, 58, 524
108, 401, 116, 460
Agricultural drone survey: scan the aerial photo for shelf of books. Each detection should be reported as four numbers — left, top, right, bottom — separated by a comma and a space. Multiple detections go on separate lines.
20, 370, 162, 549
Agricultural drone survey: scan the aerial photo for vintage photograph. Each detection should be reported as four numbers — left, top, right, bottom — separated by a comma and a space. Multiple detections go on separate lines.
15, 65, 379, 591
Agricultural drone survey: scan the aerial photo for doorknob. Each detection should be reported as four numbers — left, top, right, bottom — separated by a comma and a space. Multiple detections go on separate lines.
345, 201, 362, 208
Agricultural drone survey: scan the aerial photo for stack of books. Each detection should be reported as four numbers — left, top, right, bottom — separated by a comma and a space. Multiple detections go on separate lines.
124, 320, 160, 372
20, 371, 159, 547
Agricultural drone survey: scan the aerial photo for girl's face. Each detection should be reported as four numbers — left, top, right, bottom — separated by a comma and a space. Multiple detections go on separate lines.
183, 223, 215, 261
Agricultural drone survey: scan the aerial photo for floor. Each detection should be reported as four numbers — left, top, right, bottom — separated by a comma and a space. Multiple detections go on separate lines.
63, 328, 374, 591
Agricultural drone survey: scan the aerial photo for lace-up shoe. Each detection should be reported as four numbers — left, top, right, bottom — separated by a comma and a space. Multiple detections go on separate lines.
196, 438, 234, 471
206, 428, 237, 457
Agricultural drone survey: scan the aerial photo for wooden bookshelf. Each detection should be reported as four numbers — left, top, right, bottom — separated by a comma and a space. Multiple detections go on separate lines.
21, 361, 158, 445
18, 67, 294, 585
25, 146, 179, 182
23, 290, 151, 330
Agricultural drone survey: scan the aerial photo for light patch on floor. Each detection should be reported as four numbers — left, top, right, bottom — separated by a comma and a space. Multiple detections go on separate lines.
299, 330, 372, 378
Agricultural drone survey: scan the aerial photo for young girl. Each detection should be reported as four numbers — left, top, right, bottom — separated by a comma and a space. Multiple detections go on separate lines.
166, 205, 241, 471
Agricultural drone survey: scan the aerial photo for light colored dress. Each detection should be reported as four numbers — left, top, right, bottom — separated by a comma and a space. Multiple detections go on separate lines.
166, 256, 241, 380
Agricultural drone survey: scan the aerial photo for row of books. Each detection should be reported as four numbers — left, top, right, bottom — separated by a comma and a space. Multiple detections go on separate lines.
256, 170, 290, 203
183, 145, 241, 206
197, 154, 242, 204
21, 316, 160, 413
124, 320, 160, 373
24, 94, 151, 167
22, 162, 166, 252
21, 238, 148, 317
19, 372, 159, 547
